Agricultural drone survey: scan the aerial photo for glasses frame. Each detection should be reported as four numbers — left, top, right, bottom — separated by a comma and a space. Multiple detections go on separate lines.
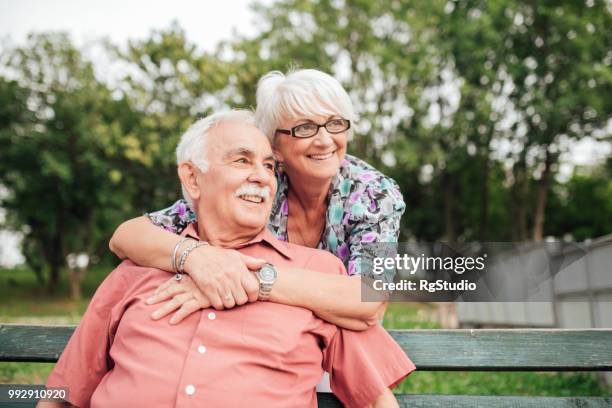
276, 118, 351, 139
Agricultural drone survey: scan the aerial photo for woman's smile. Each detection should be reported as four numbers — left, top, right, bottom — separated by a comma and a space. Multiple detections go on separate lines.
307, 150, 336, 161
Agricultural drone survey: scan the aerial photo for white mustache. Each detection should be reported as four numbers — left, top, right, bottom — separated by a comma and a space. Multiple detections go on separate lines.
234, 183, 271, 202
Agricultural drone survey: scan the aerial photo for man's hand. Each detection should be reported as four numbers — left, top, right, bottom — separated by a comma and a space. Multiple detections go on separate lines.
147, 274, 213, 324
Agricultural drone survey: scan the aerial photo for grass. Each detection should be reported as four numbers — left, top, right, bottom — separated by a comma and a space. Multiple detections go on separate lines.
0, 267, 610, 396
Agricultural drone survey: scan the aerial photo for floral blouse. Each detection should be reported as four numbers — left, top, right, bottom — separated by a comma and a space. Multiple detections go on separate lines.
147, 154, 406, 277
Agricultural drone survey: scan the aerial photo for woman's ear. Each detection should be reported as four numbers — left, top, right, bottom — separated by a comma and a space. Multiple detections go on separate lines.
178, 162, 201, 202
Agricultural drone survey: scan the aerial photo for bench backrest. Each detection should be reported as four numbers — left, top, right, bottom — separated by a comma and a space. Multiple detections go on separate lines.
2, 325, 611, 408
2, 325, 611, 370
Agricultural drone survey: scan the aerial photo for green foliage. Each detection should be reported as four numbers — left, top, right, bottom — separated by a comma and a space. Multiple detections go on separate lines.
0, 34, 129, 290
546, 160, 612, 240
0, 2, 610, 294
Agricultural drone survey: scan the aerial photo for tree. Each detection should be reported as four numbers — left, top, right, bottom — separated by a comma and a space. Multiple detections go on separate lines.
0, 33, 130, 296
109, 23, 231, 211
444, 0, 612, 240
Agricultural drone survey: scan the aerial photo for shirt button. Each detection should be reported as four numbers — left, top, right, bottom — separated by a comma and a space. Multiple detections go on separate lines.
185, 384, 195, 396
197, 345, 207, 354
208, 312, 216, 320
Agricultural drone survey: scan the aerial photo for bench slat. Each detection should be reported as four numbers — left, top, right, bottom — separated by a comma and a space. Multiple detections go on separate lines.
398, 395, 611, 408
393, 329, 612, 371
1, 325, 612, 370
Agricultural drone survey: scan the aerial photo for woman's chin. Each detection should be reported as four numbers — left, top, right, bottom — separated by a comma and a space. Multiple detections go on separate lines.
296, 158, 341, 181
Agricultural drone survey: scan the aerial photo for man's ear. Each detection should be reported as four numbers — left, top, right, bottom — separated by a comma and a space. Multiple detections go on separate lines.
272, 147, 284, 163
178, 162, 201, 202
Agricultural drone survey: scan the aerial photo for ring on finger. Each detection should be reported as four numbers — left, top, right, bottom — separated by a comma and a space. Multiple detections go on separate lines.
174, 273, 184, 282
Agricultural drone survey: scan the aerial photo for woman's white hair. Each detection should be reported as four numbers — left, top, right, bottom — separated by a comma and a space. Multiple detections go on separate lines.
254, 69, 356, 143
176, 109, 255, 206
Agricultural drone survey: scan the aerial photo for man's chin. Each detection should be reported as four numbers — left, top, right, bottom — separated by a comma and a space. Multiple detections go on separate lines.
236, 215, 269, 230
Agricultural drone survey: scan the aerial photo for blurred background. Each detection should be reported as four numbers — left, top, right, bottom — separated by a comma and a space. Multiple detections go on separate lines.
0, 0, 611, 396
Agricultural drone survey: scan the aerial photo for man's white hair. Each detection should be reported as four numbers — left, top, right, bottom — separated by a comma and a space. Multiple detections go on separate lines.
254, 69, 357, 144
176, 109, 255, 207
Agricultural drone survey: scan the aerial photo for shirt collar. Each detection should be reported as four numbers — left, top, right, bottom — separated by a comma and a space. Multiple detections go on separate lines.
182, 223, 293, 260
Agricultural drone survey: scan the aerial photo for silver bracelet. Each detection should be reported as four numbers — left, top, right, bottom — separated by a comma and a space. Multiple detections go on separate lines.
172, 237, 194, 273
177, 241, 209, 273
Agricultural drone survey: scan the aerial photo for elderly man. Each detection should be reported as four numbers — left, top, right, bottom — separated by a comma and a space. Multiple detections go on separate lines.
39, 111, 414, 408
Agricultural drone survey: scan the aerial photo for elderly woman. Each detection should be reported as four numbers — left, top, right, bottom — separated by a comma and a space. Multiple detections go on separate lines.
109, 69, 405, 330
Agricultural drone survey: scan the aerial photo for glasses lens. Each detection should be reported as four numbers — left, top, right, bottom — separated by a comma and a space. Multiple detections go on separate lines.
325, 119, 349, 133
294, 123, 319, 137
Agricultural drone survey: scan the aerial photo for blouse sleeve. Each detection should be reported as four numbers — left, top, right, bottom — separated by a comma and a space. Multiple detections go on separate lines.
346, 175, 406, 280
145, 199, 197, 235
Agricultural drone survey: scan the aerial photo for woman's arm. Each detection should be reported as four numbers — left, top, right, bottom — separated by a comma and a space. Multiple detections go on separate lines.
109, 216, 264, 309
112, 221, 386, 328
149, 266, 386, 331
109, 216, 181, 269
272, 266, 387, 330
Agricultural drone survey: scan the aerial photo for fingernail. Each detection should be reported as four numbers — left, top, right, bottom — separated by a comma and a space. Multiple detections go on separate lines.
169, 317, 177, 324
151, 311, 160, 319
146, 297, 155, 304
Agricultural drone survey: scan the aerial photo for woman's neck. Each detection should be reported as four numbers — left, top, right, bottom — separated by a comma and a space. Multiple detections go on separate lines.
287, 178, 331, 219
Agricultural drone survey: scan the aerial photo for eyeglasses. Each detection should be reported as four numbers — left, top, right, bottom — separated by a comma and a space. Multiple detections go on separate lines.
276, 118, 351, 138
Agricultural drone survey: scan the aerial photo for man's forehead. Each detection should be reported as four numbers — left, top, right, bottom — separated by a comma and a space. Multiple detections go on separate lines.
208, 121, 272, 156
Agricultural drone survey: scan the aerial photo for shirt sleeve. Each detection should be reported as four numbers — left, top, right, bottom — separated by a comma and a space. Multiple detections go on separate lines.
346, 175, 405, 281
145, 199, 196, 234
322, 324, 416, 408
45, 264, 130, 408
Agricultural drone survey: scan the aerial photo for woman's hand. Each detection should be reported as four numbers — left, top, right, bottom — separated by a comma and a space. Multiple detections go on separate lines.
182, 245, 264, 309
147, 274, 212, 324
146, 246, 264, 323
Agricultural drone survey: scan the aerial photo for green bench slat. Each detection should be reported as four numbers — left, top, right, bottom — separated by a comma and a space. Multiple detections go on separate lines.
394, 395, 612, 407
393, 329, 612, 371
2, 392, 611, 408
2, 325, 611, 371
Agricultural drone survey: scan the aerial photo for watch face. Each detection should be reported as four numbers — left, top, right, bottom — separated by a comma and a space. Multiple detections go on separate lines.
259, 265, 277, 283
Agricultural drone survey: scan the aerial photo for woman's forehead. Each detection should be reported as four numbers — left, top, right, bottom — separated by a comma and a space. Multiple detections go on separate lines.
281, 111, 341, 125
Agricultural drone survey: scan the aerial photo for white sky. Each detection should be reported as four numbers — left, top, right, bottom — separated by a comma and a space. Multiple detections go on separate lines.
0, 0, 265, 52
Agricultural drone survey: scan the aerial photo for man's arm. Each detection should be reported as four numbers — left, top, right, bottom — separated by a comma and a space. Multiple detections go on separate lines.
369, 388, 400, 408
322, 324, 415, 408
36, 401, 74, 408
42, 264, 132, 408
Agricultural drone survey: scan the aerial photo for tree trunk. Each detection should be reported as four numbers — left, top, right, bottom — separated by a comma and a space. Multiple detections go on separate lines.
533, 146, 554, 242
47, 234, 63, 293
442, 170, 456, 242
67, 268, 84, 301
511, 157, 529, 241
478, 151, 490, 242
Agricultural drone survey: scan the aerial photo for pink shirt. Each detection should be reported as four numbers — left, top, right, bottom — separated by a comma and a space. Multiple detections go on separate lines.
46, 226, 415, 407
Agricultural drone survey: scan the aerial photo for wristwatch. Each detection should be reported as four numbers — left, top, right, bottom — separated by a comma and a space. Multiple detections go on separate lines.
256, 263, 277, 301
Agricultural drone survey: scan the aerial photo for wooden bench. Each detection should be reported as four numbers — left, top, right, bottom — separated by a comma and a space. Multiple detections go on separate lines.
1, 325, 611, 407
